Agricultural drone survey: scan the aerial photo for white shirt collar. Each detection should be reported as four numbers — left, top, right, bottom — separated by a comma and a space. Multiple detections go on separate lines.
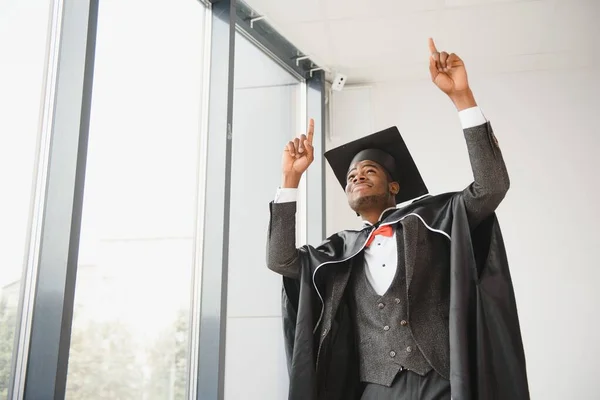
362, 206, 399, 227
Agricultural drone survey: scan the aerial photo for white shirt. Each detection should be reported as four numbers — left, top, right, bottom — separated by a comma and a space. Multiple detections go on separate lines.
274, 107, 487, 295
361, 209, 399, 295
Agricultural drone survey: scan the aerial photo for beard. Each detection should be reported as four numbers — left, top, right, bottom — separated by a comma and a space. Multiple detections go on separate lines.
348, 192, 390, 214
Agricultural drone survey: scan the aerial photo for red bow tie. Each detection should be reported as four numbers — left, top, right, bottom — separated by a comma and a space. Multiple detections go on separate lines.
366, 225, 393, 247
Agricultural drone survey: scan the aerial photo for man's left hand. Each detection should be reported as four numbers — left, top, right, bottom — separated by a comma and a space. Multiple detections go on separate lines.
428, 38, 476, 111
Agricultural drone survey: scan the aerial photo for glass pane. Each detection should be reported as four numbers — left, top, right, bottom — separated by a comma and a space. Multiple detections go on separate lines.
0, 0, 54, 398
224, 33, 303, 400
65, 0, 207, 398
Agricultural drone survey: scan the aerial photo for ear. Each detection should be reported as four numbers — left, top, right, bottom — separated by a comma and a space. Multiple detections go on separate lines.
389, 181, 400, 195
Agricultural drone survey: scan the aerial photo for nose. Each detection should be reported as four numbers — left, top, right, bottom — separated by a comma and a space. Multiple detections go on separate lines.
352, 173, 367, 184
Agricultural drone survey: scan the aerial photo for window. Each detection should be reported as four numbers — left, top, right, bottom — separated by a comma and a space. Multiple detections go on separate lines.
65, 0, 208, 398
224, 32, 304, 400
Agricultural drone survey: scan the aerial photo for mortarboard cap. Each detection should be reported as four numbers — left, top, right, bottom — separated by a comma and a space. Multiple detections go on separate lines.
324, 126, 428, 205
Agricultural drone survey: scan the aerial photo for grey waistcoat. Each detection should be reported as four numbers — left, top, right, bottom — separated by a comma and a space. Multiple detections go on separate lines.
350, 227, 432, 387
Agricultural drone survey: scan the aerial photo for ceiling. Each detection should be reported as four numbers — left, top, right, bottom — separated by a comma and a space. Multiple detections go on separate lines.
243, 0, 600, 84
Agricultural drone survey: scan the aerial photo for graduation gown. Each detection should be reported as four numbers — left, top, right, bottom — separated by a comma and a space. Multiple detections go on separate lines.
279, 191, 530, 400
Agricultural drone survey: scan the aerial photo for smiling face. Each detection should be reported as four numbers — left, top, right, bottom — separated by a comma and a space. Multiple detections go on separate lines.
345, 160, 399, 215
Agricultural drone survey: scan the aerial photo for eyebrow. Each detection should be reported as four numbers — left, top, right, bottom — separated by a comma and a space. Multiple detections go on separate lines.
347, 163, 381, 178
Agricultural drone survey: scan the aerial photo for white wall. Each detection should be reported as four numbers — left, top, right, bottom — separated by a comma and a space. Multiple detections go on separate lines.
327, 68, 600, 399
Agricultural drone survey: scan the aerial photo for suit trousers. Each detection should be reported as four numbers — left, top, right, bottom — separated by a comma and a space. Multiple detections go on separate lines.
360, 369, 450, 400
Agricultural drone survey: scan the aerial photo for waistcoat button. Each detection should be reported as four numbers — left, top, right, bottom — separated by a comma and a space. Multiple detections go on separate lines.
390, 351, 396, 358
395, 298, 401, 304
400, 320, 408, 326
406, 346, 412, 353
383, 325, 390, 331
378, 302, 385, 309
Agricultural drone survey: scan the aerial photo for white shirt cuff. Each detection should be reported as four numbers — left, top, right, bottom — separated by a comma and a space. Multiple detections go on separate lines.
274, 188, 298, 203
458, 106, 487, 129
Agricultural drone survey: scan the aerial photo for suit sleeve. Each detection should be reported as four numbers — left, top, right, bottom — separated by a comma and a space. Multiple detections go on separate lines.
461, 121, 510, 229
266, 201, 303, 279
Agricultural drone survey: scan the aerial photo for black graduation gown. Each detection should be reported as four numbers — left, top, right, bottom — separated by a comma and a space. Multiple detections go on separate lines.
280, 192, 530, 400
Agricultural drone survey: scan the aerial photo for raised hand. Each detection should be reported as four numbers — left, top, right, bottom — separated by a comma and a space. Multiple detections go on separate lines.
428, 38, 470, 94
428, 38, 476, 110
281, 118, 315, 188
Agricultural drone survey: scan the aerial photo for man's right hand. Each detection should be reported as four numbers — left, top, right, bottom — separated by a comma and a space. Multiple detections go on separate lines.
281, 118, 315, 188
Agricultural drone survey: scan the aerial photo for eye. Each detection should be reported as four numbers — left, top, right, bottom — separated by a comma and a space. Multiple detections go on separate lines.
347, 174, 355, 181
366, 169, 375, 174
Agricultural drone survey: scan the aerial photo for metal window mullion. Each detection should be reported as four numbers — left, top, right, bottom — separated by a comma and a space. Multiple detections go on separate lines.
195, 0, 236, 399
306, 71, 327, 244
20, 0, 99, 398
297, 81, 308, 246
187, 2, 213, 399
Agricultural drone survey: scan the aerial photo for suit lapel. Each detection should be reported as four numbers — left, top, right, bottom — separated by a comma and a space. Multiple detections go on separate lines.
401, 216, 420, 291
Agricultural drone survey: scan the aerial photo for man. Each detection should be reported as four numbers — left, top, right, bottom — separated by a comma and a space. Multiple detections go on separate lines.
267, 39, 529, 400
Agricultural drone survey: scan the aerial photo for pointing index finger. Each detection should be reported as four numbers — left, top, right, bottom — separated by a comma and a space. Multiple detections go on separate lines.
428, 38, 438, 55
307, 118, 315, 145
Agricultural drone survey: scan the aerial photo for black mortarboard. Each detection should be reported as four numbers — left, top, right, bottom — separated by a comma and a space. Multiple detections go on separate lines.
324, 126, 428, 205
